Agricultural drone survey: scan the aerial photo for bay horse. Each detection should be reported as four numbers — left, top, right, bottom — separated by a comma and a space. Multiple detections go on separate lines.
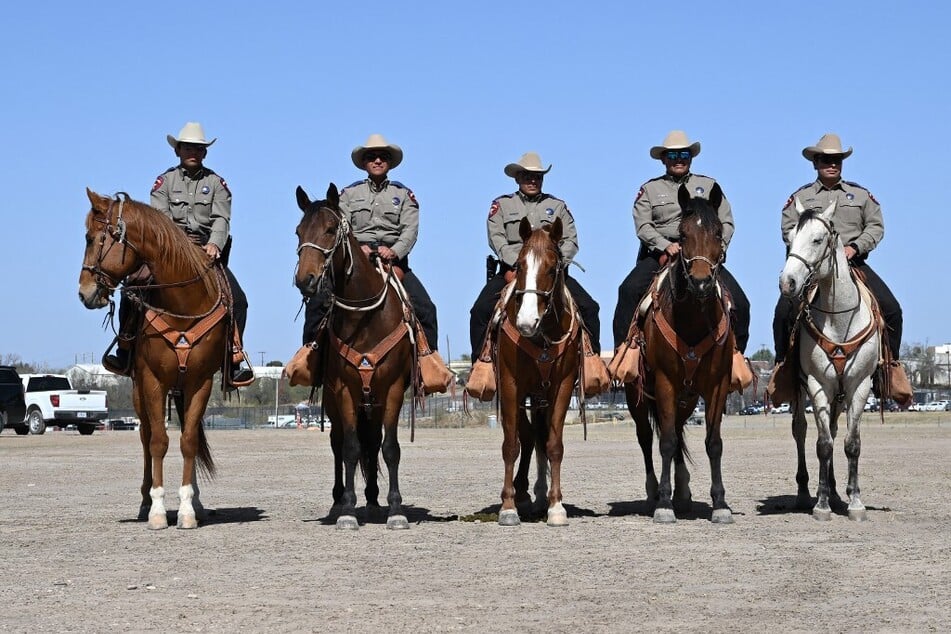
495, 217, 580, 527
779, 198, 880, 521
78, 190, 230, 529
624, 184, 735, 524
295, 184, 414, 530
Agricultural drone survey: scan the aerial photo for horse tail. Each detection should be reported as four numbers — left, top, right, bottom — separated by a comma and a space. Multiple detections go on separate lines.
648, 401, 693, 464
173, 392, 217, 479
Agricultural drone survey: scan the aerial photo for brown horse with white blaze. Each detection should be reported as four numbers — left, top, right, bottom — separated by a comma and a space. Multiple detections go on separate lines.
295, 184, 414, 530
78, 190, 230, 529
495, 217, 580, 527
625, 183, 735, 524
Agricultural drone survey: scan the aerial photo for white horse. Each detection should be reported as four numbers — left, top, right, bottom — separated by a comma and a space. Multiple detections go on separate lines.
778, 198, 881, 521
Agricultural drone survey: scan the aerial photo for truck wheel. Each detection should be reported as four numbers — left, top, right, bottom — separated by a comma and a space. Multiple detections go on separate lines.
27, 409, 46, 435
78, 424, 95, 436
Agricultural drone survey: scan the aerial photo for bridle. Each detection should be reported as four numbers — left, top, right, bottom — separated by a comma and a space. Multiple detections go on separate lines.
512, 245, 573, 344
82, 193, 134, 296
672, 216, 725, 301
789, 214, 859, 316
295, 204, 390, 313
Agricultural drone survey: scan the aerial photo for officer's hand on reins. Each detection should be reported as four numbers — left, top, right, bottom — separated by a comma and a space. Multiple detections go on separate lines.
204, 243, 220, 260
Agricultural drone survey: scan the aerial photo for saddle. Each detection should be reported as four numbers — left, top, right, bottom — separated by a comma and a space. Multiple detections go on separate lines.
465, 281, 609, 402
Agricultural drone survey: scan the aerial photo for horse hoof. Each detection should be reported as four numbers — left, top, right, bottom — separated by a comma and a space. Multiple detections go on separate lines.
137, 504, 151, 521
812, 507, 832, 521
546, 508, 569, 527
177, 513, 198, 530
848, 508, 868, 522
498, 509, 521, 527
336, 515, 359, 530
386, 515, 410, 530
653, 508, 677, 524
711, 509, 734, 524
148, 514, 168, 530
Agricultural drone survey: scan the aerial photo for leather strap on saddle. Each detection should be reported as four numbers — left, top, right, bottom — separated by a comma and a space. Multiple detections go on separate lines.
327, 324, 409, 397
650, 295, 731, 387
144, 302, 229, 374
499, 313, 580, 388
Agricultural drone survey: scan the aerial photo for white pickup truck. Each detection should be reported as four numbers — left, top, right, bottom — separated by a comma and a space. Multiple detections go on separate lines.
20, 374, 109, 435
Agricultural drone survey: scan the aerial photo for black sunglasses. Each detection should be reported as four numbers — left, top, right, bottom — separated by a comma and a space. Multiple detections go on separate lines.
817, 154, 844, 165
665, 150, 692, 161
364, 151, 391, 162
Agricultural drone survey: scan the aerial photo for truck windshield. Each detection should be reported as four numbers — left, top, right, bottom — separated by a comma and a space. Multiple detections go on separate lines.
27, 376, 71, 391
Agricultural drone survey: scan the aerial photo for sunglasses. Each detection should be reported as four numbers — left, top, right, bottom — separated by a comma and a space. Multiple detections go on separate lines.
518, 172, 544, 182
665, 150, 692, 161
364, 151, 391, 162
817, 154, 844, 165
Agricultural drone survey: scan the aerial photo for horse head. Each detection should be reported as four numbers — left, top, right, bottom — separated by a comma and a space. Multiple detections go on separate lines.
779, 198, 837, 298
78, 189, 144, 309
676, 183, 724, 300
294, 183, 343, 297
512, 216, 564, 338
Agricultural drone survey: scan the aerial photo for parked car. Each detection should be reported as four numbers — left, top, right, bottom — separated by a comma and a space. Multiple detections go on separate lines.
740, 404, 763, 416
922, 400, 950, 412
770, 403, 791, 414
19, 373, 109, 435
0, 366, 28, 435
907, 402, 922, 412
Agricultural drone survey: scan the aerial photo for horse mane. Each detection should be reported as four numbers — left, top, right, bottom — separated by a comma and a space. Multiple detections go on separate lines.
795, 207, 820, 230
122, 197, 219, 298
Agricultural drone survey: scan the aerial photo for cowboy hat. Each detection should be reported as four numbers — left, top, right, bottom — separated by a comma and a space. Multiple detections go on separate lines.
504, 152, 552, 178
351, 134, 403, 169
166, 122, 216, 149
649, 130, 701, 160
802, 133, 853, 161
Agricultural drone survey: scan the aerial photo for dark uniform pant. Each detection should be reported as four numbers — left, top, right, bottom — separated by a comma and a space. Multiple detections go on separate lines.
469, 273, 601, 360
613, 255, 750, 353
772, 260, 902, 362
302, 268, 439, 352
117, 265, 247, 342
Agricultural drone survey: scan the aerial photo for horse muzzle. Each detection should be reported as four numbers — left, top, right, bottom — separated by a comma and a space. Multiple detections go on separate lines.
77, 283, 111, 309
688, 275, 715, 300
295, 273, 321, 298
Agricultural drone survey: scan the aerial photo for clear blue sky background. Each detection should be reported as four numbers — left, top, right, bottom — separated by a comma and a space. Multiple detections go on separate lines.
2, 2, 949, 369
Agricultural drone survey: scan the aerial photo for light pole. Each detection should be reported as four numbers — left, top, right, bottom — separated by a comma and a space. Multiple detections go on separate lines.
274, 375, 280, 428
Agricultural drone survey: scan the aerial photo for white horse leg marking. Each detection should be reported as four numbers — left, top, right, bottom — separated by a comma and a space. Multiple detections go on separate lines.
516, 251, 541, 335
148, 486, 168, 530
547, 501, 568, 527
177, 484, 198, 529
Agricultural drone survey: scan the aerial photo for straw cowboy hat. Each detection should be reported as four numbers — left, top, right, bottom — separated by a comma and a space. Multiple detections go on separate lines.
504, 152, 552, 178
351, 134, 403, 169
649, 130, 701, 160
167, 122, 216, 149
802, 133, 853, 161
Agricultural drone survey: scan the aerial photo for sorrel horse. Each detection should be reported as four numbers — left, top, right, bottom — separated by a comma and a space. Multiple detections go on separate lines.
295, 184, 414, 530
624, 184, 735, 524
495, 217, 580, 527
78, 190, 230, 529
779, 198, 880, 521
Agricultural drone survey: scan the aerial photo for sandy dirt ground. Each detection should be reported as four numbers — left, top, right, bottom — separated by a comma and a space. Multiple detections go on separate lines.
1, 413, 948, 633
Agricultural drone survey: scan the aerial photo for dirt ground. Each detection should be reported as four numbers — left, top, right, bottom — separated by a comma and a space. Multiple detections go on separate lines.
1, 413, 948, 633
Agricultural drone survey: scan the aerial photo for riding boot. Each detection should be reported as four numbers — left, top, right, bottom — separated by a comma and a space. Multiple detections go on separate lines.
730, 350, 753, 392
886, 361, 913, 408
102, 344, 132, 377
767, 359, 795, 407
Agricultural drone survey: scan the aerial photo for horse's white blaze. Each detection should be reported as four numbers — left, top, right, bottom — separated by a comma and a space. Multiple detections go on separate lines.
516, 251, 542, 333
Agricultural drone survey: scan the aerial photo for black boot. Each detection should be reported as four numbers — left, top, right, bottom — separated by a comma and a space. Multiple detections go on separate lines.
230, 362, 254, 385
102, 348, 132, 377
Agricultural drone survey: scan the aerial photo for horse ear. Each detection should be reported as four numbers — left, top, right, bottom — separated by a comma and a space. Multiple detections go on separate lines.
519, 217, 533, 241
86, 188, 110, 214
708, 183, 723, 210
549, 216, 563, 244
819, 199, 836, 221
794, 196, 805, 214
327, 183, 339, 209
296, 186, 312, 213
677, 184, 690, 211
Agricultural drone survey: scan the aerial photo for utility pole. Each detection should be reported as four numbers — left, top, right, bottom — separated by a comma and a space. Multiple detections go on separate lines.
258, 351, 266, 367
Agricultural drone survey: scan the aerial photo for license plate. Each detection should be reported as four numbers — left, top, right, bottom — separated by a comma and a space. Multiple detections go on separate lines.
77, 412, 87, 418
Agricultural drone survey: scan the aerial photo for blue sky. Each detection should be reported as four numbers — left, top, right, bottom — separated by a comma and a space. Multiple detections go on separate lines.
2, 2, 949, 369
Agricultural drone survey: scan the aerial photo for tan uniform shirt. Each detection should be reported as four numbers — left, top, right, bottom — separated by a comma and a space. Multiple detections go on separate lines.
150, 166, 232, 250
781, 179, 884, 256
339, 179, 419, 259
487, 191, 579, 268
633, 173, 735, 252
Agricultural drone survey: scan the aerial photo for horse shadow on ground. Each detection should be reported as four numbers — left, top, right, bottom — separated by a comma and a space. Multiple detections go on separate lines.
756, 494, 891, 517
307, 504, 450, 526
119, 507, 267, 526
608, 499, 746, 522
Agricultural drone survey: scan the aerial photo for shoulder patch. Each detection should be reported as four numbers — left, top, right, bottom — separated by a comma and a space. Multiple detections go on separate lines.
488, 200, 500, 218
784, 183, 813, 209
635, 186, 645, 203
406, 189, 417, 204
219, 177, 230, 194
151, 175, 164, 193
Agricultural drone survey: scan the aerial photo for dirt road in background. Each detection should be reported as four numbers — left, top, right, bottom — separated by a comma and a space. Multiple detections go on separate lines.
1, 415, 948, 632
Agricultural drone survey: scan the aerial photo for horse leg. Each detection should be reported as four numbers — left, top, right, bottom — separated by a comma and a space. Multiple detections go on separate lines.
704, 398, 733, 524
331, 398, 360, 530
672, 431, 692, 514
329, 423, 344, 507
792, 391, 812, 510
827, 402, 842, 507
176, 380, 213, 529
531, 408, 550, 517
653, 379, 677, 524
380, 384, 408, 530
544, 382, 572, 527
498, 386, 522, 527
513, 407, 534, 510
627, 384, 658, 504
141, 376, 171, 529
133, 386, 154, 521
844, 381, 869, 521
360, 412, 383, 521
812, 409, 835, 521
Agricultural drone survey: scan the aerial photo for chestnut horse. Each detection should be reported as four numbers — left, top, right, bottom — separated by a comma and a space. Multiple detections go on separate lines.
495, 217, 580, 527
624, 184, 735, 524
78, 190, 231, 529
295, 184, 414, 530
